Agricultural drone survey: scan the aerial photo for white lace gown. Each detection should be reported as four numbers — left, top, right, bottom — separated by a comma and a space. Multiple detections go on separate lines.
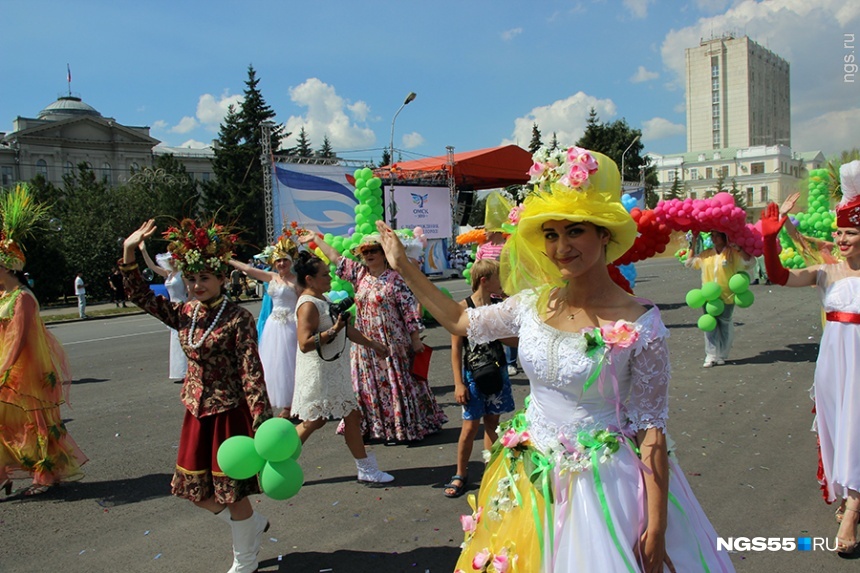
814, 265, 860, 503
454, 290, 734, 572
164, 272, 188, 380
291, 295, 358, 422
258, 280, 299, 409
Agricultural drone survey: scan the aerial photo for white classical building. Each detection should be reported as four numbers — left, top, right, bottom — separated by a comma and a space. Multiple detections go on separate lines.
0, 94, 213, 187
649, 145, 826, 219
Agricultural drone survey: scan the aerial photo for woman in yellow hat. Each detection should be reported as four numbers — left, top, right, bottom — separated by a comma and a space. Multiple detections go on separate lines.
376, 146, 734, 572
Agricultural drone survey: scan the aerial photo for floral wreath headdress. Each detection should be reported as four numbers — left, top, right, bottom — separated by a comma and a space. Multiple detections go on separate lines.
163, 218, 239, 274
837, 160, 860, 228
0, 183, 51, 272
270, 234, 299, 264
500, 146, 637, 296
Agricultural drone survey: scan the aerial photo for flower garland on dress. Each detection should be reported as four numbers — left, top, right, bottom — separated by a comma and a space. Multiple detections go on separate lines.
187, 297, 228, 349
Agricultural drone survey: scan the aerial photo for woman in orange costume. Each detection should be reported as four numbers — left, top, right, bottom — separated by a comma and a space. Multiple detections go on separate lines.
0, 185, 87, 497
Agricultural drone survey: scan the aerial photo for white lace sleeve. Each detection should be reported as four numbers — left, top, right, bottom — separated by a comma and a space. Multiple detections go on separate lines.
464, 292, 524, 344
627, 312, 670, 433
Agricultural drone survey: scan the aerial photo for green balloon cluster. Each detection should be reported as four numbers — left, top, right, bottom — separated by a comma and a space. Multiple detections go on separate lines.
686, 281, 726, 332
729, 271, 755, 308
216, 418, 303, 501
352, 168, 385, 236
793, 169, 836, 241
462, 260, 474, 285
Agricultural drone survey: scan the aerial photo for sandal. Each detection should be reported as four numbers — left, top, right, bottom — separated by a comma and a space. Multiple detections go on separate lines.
444, 475, 468, 498
837, 500, 847, 523
836, 507, 860, 555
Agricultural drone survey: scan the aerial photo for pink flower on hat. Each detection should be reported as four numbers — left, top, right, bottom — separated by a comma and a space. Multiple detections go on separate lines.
528, 161, 547, 180
568, 146, 599, 173
508, 205, 525, 225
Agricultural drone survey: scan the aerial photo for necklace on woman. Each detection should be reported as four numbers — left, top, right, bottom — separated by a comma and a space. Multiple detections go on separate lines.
566, 306, 584, 320
187, 298, 228, 349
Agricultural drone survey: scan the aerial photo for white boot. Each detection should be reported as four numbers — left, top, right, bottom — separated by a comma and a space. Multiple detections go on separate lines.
356, 451, 394, 484
227, 511, 269, 573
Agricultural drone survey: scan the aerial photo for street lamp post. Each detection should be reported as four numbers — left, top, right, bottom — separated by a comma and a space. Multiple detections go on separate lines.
620, 134, 640, 185
388, 91, 417, 229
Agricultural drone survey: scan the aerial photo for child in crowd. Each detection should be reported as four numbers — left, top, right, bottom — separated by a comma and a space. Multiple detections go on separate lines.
444, 259, 516, 498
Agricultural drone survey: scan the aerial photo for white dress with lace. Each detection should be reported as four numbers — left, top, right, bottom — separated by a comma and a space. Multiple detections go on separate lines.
454, 290, 734, 572
164, 272, 188, 380
291, 295, 358, 422
258, 280, 299, 409
814, 264, 860, 502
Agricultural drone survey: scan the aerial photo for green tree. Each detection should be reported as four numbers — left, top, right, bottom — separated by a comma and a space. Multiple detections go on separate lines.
528, 123, 543, 154
204, 65, 282, 256
468, 194, 488, 227
318, 135, 334, 159
379, 148, 391, 168
130, 154, 200, 221
575, 110, 654, 186
730, 177, 746, 209
295, 127, 313, 158
664, 171, 683, 200
548, 132, 559, 152
827, 147, 860, 200
714, 169, 727, 196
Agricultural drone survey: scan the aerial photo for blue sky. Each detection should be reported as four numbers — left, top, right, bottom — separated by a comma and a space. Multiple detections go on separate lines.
1, 0, 857, 164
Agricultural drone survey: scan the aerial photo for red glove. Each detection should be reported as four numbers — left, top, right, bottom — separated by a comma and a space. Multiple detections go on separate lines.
760, 203, 789, 285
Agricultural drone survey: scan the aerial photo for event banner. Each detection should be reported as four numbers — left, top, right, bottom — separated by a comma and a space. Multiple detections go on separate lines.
272, 163, 358, 237
388, 186, 451, 239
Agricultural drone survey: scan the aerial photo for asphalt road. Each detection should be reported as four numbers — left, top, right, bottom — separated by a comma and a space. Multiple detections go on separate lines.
0, 258, 854, 572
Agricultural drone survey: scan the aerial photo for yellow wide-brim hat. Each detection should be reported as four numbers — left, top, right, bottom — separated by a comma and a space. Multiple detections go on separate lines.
502, 150, 637, 295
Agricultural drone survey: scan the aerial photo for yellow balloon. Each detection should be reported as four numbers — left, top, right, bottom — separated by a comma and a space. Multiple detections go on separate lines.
313, 247, 330, 265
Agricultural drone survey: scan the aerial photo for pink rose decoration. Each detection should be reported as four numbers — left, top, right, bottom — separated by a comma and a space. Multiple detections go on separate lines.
460, 513, 477, 534
600, 322, 639, 349
528, 161, 546, 180
567, 146, 599, 173
500, 428, 530, 448
492, 549, 510, 573
567, 164, 590, 188
472, 548, 491, 570
508, 205, 524, 225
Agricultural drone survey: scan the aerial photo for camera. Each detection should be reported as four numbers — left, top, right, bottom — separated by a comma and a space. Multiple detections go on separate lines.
330, 297, 354, 321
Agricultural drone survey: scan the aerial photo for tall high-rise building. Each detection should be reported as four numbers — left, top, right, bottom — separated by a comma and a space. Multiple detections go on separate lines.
685, 34, 790, 152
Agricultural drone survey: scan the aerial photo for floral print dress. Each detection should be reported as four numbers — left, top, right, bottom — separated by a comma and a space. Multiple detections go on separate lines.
337, 258, 446, 442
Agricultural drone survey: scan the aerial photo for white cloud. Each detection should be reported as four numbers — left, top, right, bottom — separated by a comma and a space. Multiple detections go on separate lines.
151, 119, 168, 130
623, 0, 653, 19
283, 78, 375, 151
642, 117, 686, 140
659, 0, 860, 153
170, 116, 199, 134
195, 92, 244, 129
794, 108, 860, 155
501, 28, 523, 41
402, 132, 425, 149
630, 65, 659, 83
501, 92, 617, 148
673, 102, 686, 114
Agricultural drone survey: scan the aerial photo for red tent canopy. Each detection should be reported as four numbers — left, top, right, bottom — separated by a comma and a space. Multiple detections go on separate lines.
376, 145, 533, 190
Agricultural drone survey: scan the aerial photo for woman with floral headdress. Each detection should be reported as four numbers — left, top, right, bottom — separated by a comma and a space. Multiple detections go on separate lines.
227, 235, 300, 418
121, 219, 273, 573
307, 230, 447, 443
0, 184, 87, 498
139, 242, 189, 382
375, 147, 734, 572
762, 160, 860, 555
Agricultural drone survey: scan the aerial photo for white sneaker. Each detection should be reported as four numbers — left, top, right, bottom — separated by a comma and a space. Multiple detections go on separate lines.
356, 452, 394, 484
715, 359, 726, 365
703, 358, 716, 368
507, 365, 518, 376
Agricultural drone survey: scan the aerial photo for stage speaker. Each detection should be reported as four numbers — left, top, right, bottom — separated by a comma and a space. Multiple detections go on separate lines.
454, 190, 474, 226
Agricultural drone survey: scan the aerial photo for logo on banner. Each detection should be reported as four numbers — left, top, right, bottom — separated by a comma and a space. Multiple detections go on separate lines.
411, 193, 429, 208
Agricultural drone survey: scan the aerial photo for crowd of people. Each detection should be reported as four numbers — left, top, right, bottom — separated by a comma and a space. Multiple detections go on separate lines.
1, 154, 859, 572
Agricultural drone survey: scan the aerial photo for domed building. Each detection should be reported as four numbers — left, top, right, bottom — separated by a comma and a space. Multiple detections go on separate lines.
0, 94, 213, 186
